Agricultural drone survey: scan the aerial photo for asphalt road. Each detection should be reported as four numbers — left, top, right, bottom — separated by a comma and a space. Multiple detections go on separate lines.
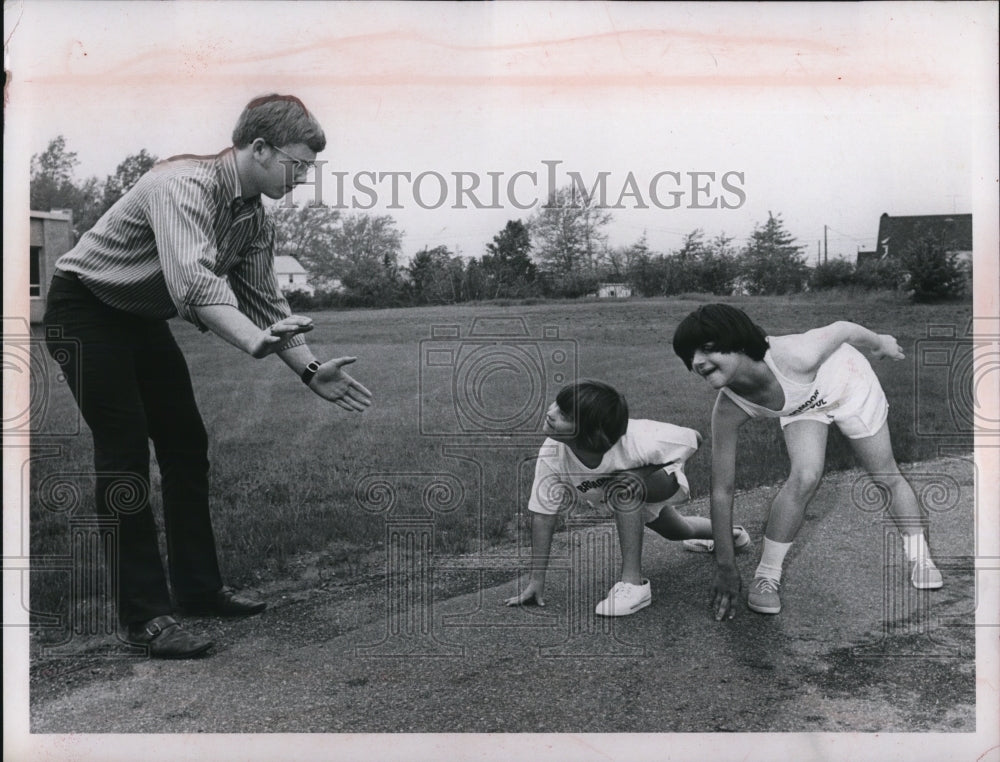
20, 456, 988, 760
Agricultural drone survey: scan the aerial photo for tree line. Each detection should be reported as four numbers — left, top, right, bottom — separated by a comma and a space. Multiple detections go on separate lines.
272, 191, 969, 307
30, 136, 159, 240
30, 136, 970, 308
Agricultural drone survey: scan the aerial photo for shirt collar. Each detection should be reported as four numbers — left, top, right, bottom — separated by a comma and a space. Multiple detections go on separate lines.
216, 147, 258, 211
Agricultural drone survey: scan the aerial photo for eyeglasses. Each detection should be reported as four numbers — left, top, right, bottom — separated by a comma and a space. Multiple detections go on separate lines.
268, 143, 315, 177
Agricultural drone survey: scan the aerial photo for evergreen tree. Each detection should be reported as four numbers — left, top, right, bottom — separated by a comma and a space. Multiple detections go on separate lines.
900, 226, 969, 302
666, 230, 708, 294
739, 212, 808, 295
699, 233, 740, 296
481, 220, 537, 298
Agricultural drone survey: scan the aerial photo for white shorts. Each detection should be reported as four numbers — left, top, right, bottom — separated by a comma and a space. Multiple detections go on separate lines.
550, 463, 693, 523
778, 364, 889, 440
641, 463, 691, 522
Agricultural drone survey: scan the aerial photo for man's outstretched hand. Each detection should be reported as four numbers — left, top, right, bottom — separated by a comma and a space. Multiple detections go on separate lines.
248, 316, 315, 358
307, 357, 373, 412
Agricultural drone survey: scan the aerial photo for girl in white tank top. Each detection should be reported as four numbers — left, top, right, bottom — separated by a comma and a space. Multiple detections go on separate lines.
672, 304, 942, 622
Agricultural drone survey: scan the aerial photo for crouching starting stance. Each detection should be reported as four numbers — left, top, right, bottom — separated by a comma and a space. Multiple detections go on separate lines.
672, 304, 942, 621
504, 380, 749, 616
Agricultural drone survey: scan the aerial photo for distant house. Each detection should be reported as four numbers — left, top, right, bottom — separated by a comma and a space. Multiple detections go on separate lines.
273, 255, 314, 296
857, 213, 972, 266
29, 210, 74, 323
596, 282, 632, 298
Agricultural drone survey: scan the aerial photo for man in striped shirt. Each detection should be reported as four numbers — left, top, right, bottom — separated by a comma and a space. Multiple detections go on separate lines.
44, 94, 372, 659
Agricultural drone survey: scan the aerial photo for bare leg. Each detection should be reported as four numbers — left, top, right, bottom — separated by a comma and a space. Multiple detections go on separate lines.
847, 422, 926, 535
612, 501, 646, 585
764, 420, 829, 543
847, 421, 942, 588
646, 504, 712, 540
612, 468, 682, 584
745, 421, 830, 614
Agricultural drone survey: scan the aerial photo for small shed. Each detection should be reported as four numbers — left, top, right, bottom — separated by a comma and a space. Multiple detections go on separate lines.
596, 282, 632, 299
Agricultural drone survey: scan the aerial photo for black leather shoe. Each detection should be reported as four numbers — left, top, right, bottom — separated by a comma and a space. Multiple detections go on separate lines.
177, 587, 267, 617
126, 615, 213, 659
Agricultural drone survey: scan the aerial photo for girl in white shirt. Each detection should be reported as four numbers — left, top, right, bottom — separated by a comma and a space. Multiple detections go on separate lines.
505, 379, 749, 617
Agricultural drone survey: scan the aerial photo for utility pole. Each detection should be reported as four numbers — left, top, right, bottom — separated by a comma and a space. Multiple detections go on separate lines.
823, 225, 828, 265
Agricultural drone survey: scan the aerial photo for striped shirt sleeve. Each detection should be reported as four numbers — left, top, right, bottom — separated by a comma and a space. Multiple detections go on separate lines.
228, 214, 306, 350
146, 171, 240, 327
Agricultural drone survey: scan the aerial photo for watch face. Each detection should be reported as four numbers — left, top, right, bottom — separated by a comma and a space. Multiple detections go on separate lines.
302, 361, 320, 385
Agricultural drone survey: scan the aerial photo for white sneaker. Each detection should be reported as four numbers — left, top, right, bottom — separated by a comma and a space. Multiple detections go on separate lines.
683, 526, 751, 554
910, 555, 943, 590
594, 580, 651, 616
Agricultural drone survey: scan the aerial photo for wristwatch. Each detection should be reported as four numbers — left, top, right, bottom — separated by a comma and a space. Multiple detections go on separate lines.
301, 360, 321, 385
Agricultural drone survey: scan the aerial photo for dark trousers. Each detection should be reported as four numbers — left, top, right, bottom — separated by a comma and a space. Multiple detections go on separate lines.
44, 274, 222, 626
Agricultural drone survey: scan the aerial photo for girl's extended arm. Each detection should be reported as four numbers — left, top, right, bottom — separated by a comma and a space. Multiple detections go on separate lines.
504, 512, 558, 607
780, 321, 905, 374
709, 393, 750, 621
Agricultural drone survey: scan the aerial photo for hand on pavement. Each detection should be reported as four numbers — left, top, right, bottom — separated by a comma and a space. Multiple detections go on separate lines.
712, 563, 742, 621
505, 580, 545, 607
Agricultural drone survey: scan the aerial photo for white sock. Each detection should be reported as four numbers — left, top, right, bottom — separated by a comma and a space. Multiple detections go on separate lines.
901, 532, 930, 563
755, 538, 793, 582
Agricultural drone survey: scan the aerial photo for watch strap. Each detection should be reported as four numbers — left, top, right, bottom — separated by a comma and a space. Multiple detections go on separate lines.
301, 360, 321, 385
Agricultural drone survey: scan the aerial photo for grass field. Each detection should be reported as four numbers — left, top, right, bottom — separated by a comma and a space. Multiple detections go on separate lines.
28, 293, 973, 620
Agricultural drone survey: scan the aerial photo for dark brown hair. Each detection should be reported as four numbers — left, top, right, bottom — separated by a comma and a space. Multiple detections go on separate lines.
555, 379, 629, 453
672, 303, 769, 371
231, 94, 326, 152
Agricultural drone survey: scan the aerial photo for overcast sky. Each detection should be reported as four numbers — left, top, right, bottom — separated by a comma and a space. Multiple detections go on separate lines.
6, 1, 996, 263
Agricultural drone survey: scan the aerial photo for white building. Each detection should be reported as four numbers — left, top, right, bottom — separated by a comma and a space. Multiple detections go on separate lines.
29, 210, 74, 322
273, 255, 314, 296
596, 282, 632, 298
